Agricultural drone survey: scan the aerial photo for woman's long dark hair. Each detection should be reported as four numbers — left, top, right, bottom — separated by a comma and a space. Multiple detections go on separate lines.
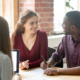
0, 16, 13, 75
0, 16, 11, 57
11, 10, 38, 49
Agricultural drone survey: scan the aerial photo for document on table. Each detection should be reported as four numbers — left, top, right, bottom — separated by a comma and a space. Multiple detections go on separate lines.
22, 76, 54, 80
24, 68, 44, 76
22, 68, 57, 80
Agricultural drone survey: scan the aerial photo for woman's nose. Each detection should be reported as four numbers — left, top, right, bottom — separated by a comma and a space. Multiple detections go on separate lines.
34, 24, 37, 27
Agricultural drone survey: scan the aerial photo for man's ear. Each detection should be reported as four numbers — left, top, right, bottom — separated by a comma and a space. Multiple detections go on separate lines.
23, 24, 25, 27
70, 25, 76, 30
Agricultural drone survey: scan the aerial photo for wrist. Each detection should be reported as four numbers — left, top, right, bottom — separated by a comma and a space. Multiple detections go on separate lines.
57, 69, 60, 75
48, 63, 51, 67
46, 62, 50, 68
19, 62, 25, 69
48, 58, 55, 66
14, 73, 20, 76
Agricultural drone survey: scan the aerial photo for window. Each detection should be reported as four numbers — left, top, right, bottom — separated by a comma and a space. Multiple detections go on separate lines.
0, 0, 3, 16
0, 0, 19, 35
54, 0, 80, 33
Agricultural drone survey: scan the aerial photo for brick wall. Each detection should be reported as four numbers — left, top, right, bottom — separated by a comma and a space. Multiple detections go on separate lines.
19, 0, 54, 35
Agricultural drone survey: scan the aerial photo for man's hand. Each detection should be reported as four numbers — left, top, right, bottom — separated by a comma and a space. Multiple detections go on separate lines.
40, 61, 50, 70
43, 68, 58, 76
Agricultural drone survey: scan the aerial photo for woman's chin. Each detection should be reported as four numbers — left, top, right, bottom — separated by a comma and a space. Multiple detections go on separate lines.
31, 30, 37, 33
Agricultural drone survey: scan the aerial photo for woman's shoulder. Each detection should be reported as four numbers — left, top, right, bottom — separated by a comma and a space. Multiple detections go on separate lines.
37, 30, 47, 41
0, 51, 12, 73
37, 30, 47, 36
12, 33, 21, 40
14, 33, 21, 37
0, 51, 10, 61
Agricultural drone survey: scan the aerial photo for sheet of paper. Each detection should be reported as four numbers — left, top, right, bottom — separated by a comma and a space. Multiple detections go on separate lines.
22, 76, 54, 80
24, 68, 44, 76
22, 68, 57, 80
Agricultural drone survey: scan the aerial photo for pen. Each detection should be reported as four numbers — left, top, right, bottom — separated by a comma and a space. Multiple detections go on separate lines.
42, 55, 47, 65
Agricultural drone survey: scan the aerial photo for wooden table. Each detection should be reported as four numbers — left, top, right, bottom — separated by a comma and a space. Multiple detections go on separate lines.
19, 67, 80, 80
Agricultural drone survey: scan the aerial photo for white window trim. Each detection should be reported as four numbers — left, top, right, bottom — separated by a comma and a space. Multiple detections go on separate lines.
0, 0, 3, 16
53, 0, 80, 35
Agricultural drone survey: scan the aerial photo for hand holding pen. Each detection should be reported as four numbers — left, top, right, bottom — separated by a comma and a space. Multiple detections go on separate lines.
42, 56, 47, 65
40, 55, 50, 70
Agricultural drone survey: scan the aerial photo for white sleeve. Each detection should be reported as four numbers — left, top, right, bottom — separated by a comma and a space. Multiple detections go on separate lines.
1, 56, 12, 80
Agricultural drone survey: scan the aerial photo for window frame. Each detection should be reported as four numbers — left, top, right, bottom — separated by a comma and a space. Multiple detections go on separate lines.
53, 0, 80, 34
0, 0, 19, 33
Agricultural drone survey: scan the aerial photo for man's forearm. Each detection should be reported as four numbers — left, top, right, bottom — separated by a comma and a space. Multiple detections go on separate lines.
47, 58, 56, 67
57, 67, 80, 75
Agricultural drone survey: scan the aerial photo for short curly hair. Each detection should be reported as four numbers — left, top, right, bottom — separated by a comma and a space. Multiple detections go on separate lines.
66, 11, 80, 29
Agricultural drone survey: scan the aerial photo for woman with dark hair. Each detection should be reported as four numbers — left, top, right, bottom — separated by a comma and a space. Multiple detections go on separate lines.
0, 16, 12, 80
0, 16, 22, 80
11, 10, 48, 69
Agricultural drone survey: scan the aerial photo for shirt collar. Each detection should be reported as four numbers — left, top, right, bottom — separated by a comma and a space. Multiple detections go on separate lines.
72, 36, 80, 43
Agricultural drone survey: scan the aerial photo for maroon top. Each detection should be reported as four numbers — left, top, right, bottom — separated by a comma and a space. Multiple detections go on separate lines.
13, 30, 48, 68
52, 35, 80, 68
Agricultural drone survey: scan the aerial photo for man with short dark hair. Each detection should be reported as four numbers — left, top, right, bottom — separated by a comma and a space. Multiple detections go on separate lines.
40, 11, 80, 75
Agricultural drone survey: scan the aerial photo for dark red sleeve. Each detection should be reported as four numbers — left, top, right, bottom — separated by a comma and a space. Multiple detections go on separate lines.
29, 31, 48, 68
